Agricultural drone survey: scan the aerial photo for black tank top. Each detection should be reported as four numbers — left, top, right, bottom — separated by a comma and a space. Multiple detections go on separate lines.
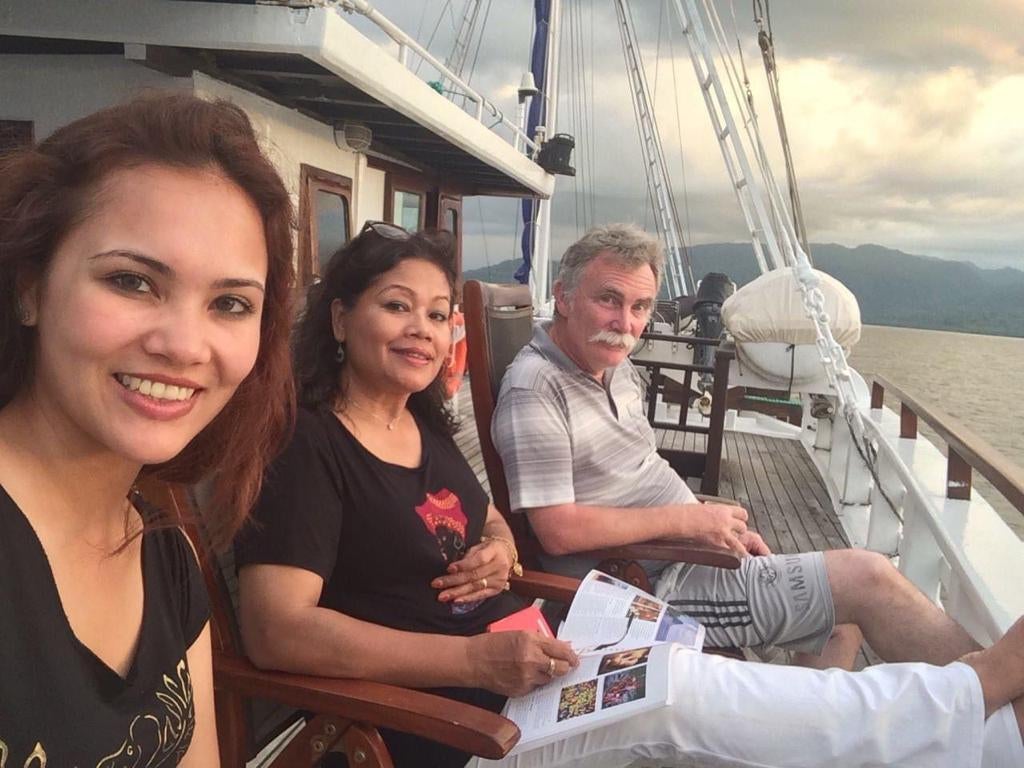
0, 485, 209, 767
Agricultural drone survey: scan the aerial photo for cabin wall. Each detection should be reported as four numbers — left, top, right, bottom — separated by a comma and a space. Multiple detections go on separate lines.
0, 55, 189, 138
0, 58, 390, 279
0, 58, 388, 228
194, 73, 386, 226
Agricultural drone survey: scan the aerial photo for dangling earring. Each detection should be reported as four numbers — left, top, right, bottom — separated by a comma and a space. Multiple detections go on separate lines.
335, 342, 346, 364
14, 298, 31, 326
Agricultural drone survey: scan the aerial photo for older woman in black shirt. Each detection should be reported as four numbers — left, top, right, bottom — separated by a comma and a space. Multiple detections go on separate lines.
235, 224, 578, 767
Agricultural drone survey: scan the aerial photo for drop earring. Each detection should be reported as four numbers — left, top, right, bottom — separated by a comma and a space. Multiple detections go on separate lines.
335, 342, 346, 364
14, 298, 31, 325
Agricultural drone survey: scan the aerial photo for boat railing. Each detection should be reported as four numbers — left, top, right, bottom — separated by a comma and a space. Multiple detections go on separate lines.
869, 377, 1024, 510
856, 375, 1024, 642
338, 0, 540, 154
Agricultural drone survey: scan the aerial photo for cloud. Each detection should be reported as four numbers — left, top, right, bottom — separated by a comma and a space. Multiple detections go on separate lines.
355, 0, 1024, 270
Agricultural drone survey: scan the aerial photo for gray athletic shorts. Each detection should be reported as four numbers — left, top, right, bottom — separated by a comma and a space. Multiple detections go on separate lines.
653, 551, 836, 654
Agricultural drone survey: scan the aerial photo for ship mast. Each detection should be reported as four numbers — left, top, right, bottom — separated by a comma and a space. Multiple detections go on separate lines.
517, 0, 562, 312
530, 0, 561, 311
612, 0, 695, 297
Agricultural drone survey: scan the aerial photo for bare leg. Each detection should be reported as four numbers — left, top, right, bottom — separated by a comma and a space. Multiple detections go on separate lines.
794, 622, 863, 670
961, 616, 1024, 716
824, 549, 980, 664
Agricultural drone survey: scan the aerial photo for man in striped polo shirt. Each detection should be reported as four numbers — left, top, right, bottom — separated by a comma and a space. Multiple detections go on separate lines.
492, 223, 980, 669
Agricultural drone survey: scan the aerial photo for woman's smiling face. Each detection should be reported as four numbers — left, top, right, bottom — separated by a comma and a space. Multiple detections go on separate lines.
331, 257, 453, 398
21, 163, 268, 466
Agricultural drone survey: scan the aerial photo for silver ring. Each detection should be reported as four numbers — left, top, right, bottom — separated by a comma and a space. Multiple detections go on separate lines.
546, 657, 556, 676
480, 577, 488, 590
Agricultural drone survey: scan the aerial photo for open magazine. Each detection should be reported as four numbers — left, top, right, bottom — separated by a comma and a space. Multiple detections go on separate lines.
502, 570, 704, 754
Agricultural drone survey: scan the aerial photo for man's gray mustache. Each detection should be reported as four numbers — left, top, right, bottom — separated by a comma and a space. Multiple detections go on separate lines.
589, 330, 638, 349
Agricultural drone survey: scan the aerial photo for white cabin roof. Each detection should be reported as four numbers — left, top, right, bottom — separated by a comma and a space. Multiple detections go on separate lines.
0, 0, 554, 198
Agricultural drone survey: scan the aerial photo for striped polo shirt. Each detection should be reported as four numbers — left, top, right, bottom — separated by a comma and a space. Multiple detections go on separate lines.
492, 321, 696, 577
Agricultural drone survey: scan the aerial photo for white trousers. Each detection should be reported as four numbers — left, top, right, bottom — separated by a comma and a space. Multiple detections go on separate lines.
472, 651, 1024, 768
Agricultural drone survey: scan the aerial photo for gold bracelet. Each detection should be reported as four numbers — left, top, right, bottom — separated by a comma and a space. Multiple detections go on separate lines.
481, 535, 524, 578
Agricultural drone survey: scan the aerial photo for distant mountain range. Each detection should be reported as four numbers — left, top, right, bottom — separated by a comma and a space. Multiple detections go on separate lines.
463, 243, 1024, 338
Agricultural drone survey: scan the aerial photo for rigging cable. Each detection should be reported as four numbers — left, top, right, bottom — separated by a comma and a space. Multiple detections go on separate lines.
754, 0, 811, 256
722, 0, 789, 260
577, 0, 592, 229
702, 0, 796, 267
463, 0, 493, 87
414, 0, 454, 76
727, 0, 788, 251
577, 0, 585, 231
666, 4, 694, 263
643, 0, 670, 232
579, 0, 595, 227
412, 2, 430, 49
578, 0, 593, 228
587, 1, 599, 222
563, 1, 580, 237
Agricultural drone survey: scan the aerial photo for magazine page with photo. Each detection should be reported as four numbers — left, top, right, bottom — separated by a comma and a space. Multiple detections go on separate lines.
503, 641, 674, 753
558, 569, 705, 653
501, 570, 704, 753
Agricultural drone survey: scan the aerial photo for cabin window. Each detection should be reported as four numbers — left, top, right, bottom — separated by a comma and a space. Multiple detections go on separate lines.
0, 120, 33, 156
299, 164, 353, 285
439, 196, 463, 283
314, 189, 350, 270
392, 189, 424, 231
443, 206, 458, 235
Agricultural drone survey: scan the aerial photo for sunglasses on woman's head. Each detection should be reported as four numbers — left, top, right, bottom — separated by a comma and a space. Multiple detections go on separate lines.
360, 220, 410, 240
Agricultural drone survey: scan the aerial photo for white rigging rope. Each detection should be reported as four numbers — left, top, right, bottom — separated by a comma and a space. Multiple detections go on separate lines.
562, 0, 598, 237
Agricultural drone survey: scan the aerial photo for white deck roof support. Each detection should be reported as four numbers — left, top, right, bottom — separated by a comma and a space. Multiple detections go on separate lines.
0, 0, 554, 198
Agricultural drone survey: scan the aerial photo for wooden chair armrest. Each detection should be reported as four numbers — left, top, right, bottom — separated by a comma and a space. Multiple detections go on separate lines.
695, 493, 742, 506
214, 653, 520, 760
583, 540, 741, 569
509, 569, 580, 602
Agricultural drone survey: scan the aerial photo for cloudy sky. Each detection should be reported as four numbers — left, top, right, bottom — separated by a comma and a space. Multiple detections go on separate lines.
349, 1, 1024, 272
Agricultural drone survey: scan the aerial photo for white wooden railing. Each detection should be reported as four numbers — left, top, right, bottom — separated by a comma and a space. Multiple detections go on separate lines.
807, 376, 1024, 644
335, 0, 540, 153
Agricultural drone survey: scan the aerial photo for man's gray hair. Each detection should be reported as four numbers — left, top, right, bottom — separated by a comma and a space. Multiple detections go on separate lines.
557, 223, 665, 296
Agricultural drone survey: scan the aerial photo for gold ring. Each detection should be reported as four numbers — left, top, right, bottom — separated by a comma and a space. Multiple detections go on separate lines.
546, 657, 556, 676
480, 577, 488, 590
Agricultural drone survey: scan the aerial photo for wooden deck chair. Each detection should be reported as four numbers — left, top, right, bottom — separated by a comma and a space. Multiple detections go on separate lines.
138, 479, 579, 767
462, 279, 741, 592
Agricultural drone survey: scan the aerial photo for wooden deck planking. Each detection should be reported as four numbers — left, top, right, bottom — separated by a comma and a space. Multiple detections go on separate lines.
453, 392, 492, 497
746, 432, 827, 554
722, 433, 786, 554
662, 427, 848, 555
734, 432, 801, 553
771, 437, 849, 548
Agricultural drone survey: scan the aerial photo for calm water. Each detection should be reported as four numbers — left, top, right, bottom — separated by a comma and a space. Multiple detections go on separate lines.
848, 325, 1024, 537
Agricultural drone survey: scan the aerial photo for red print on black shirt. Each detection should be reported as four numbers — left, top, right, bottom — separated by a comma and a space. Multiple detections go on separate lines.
415, 490, 481, 615
414, 489, 468, 564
